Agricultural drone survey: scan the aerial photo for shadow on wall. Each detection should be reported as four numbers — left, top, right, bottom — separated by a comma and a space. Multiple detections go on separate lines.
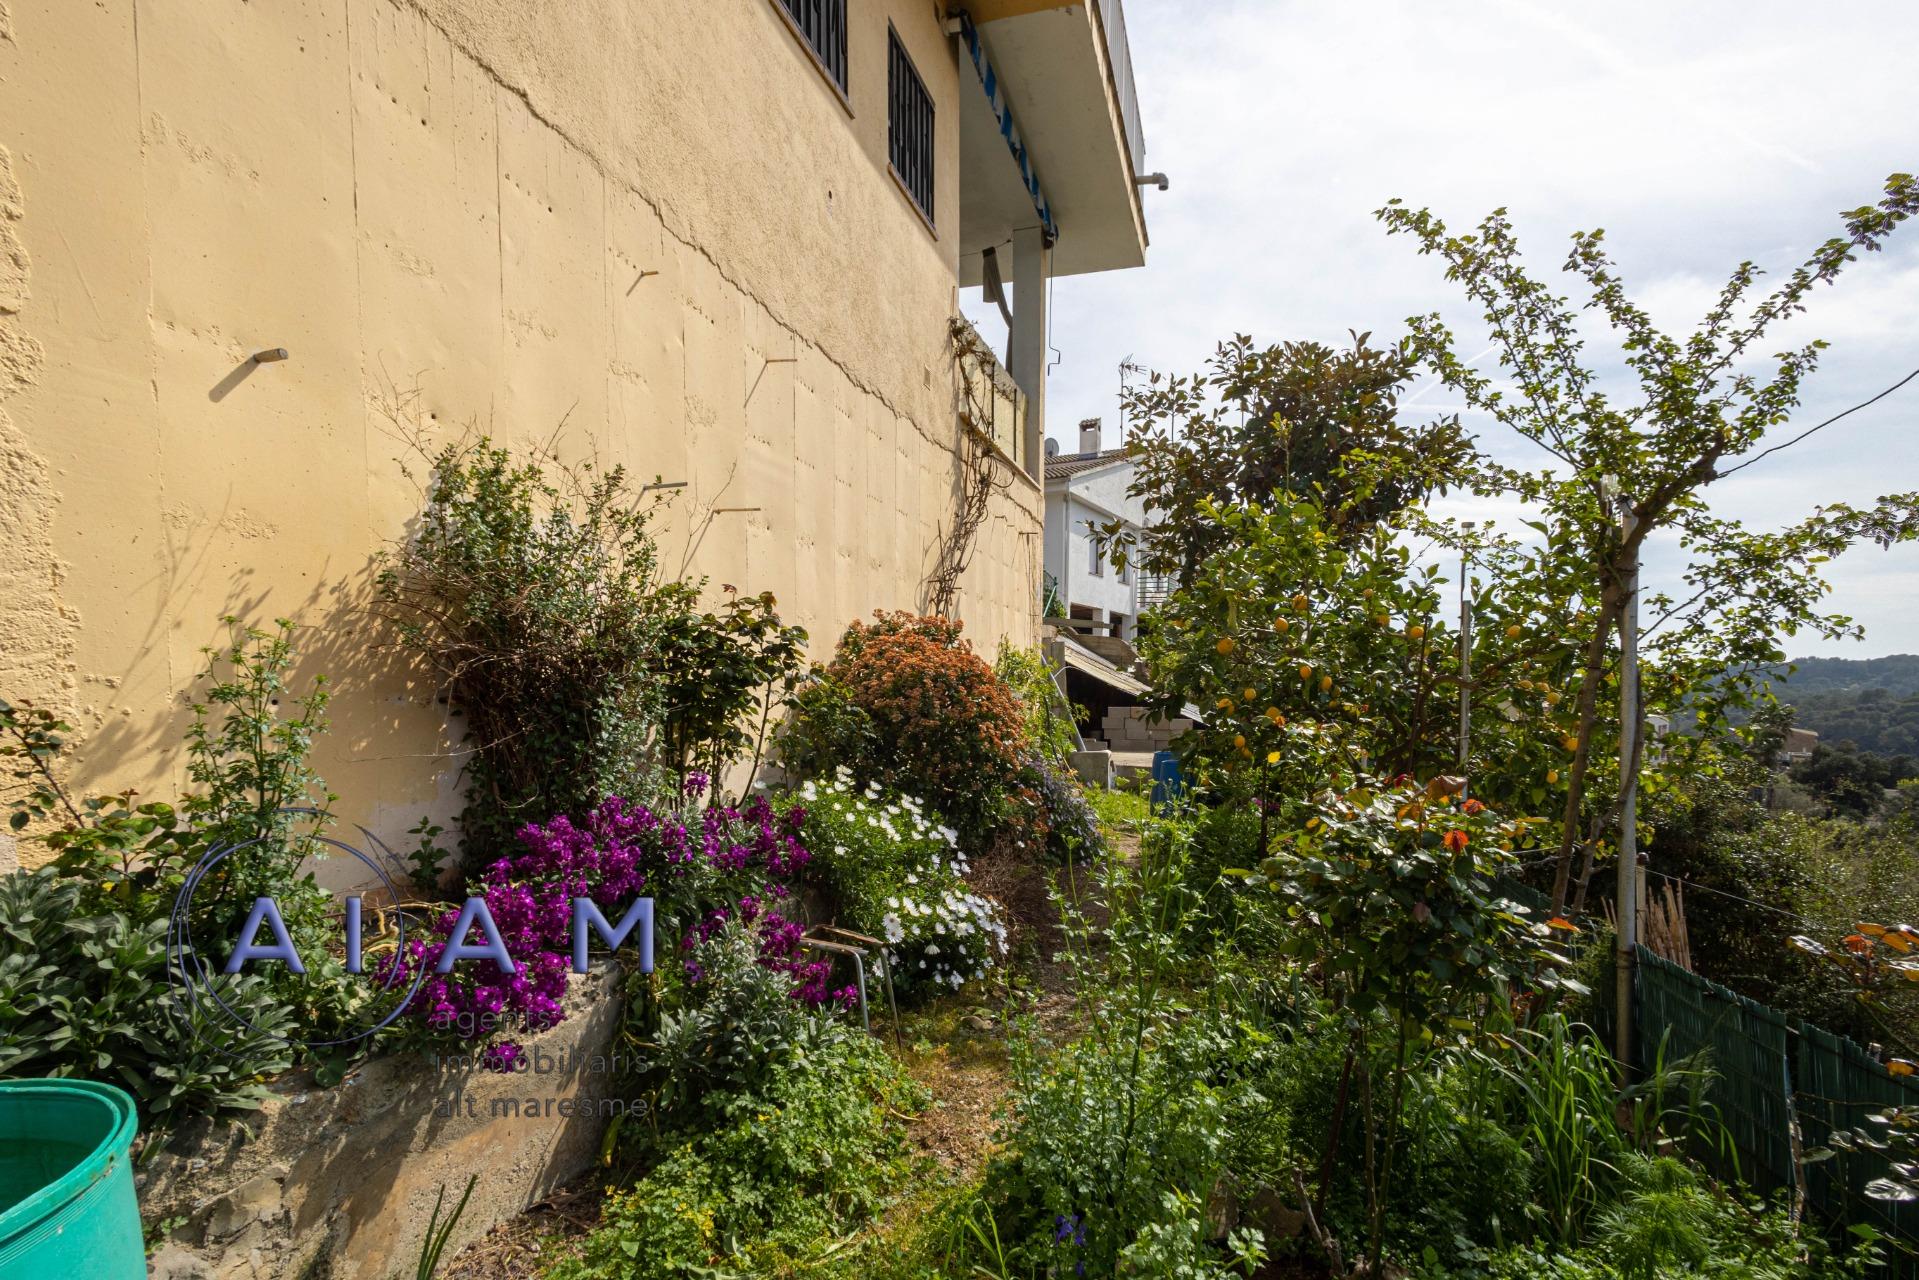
73, 480, 454, 887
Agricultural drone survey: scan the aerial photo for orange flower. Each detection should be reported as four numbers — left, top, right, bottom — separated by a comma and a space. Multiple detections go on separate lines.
1442, 829, 1469, 854
1461, 798, 1485, 815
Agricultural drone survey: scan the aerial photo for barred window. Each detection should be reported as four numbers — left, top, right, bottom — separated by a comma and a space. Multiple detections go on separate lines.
778, 0, 847, 93
887, 27, 935, 223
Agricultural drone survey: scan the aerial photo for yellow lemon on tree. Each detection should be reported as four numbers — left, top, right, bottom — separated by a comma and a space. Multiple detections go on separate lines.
1233, 734, 1247, 748
1298, 664, 1314, 681
1291, 593, 1310, 613
1408, 624, 1426, 641
1267, 750, 1282, 764
1318, 675, 1333, 693
1375, 614, 1390, 627
1266, 706, 1283, 722
1216, 636, 1236, 655
1562, 735, 1579, 752
1506, 624, 1523, 639
1243, 687, 1258, 702
1547, 769, 1560, 784
1217, 697, 1235, 711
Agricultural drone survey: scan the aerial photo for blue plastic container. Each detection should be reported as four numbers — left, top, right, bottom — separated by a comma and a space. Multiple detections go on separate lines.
1149, 749, 1187, 815
0, 1079, 144, 1279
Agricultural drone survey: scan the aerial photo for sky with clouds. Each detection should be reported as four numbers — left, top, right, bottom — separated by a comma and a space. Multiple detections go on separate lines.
967, 0, 1919, 659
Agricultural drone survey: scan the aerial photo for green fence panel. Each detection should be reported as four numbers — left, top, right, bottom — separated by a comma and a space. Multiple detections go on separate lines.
1628, 946, 1919, 1268
1632, 947, 1797, 1198
1795, 1020, 1919, 1249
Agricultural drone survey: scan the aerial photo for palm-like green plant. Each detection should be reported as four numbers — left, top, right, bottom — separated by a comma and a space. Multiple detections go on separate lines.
1593, 1155, 1712, 1279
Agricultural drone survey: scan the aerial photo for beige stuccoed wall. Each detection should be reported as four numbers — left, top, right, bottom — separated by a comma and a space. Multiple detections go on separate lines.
0, 0, 1042, 867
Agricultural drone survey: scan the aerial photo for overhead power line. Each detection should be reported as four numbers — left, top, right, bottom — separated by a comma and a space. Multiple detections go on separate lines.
1718, 365, 1919, 480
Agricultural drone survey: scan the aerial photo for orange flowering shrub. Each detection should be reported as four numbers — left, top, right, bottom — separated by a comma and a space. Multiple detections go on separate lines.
781, 612, 1031, 847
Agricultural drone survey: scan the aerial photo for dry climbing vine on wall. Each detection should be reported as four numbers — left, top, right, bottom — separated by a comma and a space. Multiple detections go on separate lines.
924, 320, 1018, 617
950, 316, 1024, 457
922, 435, 1007, 618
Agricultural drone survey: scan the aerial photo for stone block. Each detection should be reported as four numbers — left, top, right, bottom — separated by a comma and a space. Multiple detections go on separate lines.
1069, 749, 1114, 791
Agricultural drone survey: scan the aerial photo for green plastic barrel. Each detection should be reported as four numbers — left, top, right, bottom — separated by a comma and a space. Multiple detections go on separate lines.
0, 1079, 144, 1279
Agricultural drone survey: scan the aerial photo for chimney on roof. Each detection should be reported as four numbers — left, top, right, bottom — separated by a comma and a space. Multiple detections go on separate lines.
1079, 417, 1101, 456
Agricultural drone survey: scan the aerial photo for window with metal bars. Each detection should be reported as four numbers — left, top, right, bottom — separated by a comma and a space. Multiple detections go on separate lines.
777, 0, 847, 93
887, 27, 935, 224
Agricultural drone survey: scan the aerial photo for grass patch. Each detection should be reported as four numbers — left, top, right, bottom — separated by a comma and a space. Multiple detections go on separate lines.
1087, 785, 1152, 832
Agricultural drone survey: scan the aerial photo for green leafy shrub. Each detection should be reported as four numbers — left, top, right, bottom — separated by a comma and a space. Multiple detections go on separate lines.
780, 612, 1030, 848
990, 1021, 1243, 1274
1031, 756, 1103, 866
379, 437, 668, 854
1226, 780, 1580, 1263
1118, 1190, 1267, 1278
2, 701, 187, 924
553, 1019, 926, 1280
1, 621, 364, 1119
175, 619, 336, 910
651, 915, 816, 1111
1185, 800, 1263, 936
1592, 1155, 1713, 1279
994, 643, 1080, 764
961, 819, 1267, 1276
654, 587, 808, 794
1635, 760, 1864, 1030
0, 868, 294, 1122
7, 620, 334, 925
380, 435, 810, 862
795, 772, 1007, 997
1374, 1051, 1536, 1261
1205, 1001, 1533, 1266
1415, 1153, 1878, 1277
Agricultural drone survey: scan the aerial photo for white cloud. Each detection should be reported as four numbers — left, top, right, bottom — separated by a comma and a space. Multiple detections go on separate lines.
982, 0, 1919, 657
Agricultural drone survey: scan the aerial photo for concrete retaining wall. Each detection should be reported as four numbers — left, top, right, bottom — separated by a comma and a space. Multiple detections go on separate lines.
143, 967, 626, 1280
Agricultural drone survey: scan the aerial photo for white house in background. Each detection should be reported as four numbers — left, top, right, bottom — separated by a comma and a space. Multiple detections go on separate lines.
1043, 418, 1159, 642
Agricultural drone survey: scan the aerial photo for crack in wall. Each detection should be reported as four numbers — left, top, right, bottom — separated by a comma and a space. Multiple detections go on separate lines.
385, 0, 968, 464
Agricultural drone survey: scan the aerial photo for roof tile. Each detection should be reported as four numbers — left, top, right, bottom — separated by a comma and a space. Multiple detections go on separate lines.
1044, 447, 1129, 481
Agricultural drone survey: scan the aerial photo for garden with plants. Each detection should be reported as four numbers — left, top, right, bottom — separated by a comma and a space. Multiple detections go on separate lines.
7, 177, 1919, 1279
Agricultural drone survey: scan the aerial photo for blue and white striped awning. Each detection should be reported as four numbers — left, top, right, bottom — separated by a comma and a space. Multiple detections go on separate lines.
957, 11, 1059, 243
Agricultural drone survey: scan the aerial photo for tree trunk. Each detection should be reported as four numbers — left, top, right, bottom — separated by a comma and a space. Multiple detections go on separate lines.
1550, 583, 1621, 913
1570, 680, 1651, 915
1316, 1036, 1359, 1219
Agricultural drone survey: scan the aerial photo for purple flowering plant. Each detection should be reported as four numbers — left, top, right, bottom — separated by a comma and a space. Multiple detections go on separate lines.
380, 775, 846, 1068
